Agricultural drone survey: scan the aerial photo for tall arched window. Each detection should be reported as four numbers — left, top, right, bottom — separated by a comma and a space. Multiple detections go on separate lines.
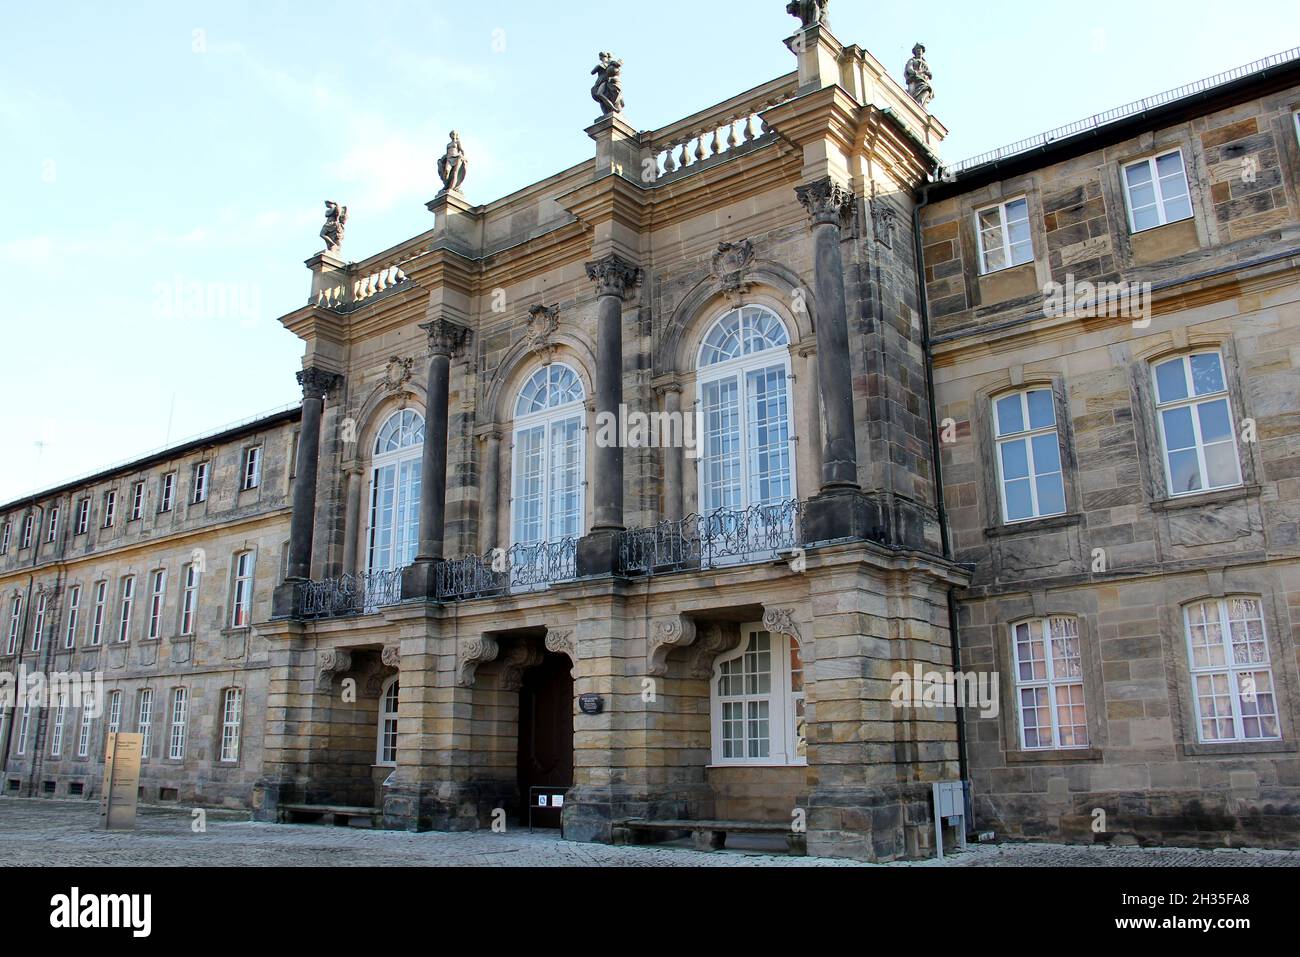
368, 410, 425, 573
511, 364, 586, 546
377, 676, 399, 766
696, 306, 796, 514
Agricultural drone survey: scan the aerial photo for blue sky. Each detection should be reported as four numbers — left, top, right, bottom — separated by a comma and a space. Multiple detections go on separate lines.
2, 0, 1296, 503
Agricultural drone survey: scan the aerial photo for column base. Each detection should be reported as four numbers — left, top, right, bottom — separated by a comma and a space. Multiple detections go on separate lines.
381, 779, 516, 832
801, 488, 881, 546
576, 529, 623, 578
271, 581, 303, 620
805, 782, 945, 862
400, 560, 441, 602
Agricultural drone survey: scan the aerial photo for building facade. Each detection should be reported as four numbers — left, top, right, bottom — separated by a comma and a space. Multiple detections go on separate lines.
2, 14, 1298, 859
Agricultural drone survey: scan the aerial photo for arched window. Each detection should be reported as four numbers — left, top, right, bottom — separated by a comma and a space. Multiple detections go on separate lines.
377, 676, 399, 766
511, 364, 586, 547
368, 410, 425, 573
696, 306, 796, 515
711, 623, 806, 766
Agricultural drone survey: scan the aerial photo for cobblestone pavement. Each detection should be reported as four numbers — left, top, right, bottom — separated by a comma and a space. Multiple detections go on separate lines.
1, 799, 1297, 867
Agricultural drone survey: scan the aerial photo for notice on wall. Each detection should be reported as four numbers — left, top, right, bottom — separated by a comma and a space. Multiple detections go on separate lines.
100, 732, 143, 831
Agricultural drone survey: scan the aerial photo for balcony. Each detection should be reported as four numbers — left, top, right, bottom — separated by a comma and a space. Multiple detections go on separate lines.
435, 539, 578, 602
297, 568, 404, 620
619, 500, 803, 577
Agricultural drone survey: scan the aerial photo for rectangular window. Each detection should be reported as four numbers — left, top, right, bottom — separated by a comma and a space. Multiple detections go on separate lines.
159, 473, 176, 513
107, 690, 122, 734
7, 595, 23, 655
117, 575, 135, 643
137, 689, 154, 758
1013, 617, 1089, 750
976, 197, 1033, 274
147, 569, 167, 640
65, 586, 81, 649
993, 389, 1067, 523
31, 593, 47, 651
76, 498, 90, 535
220, 688, 243, 762
77, 697, 93, 757
1, 521, 9, 553
90, 582, 107, 646
130, 482, 145, 521
1186, 597, 1280, 743
46, 507, 59, 543
20, 515, 33, 549
231, 552, 254, 627
17, 701, 32, 755
103, 491, 117, 528
1123, 149, 1193, 233
180, 564, 199, 636
1153, 352, 1242, 497
193, 462, 209, 504
242, 447, 263, 490
50, 693, 68, 757
168, 688, 188, 759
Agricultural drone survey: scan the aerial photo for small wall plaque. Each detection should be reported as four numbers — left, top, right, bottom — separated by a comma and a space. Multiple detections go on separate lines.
579, 693, 605, 715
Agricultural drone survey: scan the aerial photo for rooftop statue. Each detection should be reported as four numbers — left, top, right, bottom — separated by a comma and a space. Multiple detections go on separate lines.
320, 201, 347, 253
437, 131, 468, 194
591, 52, 625, 117
905, 43, 935, 109
786, 0, 829, 28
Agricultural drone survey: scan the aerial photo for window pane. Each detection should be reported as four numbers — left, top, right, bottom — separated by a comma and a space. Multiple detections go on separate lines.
1162, 195, 1192, 223
1155, 359, 1188, 404
1167, 448, 1203, 495
1196, 398, 1232, 443
1026, 390, 1056, 431
1125, 162, 1153, 188
1189, 353, 1225, 396
1161, 406, 1196, 452
1203, 442, 1241, 489
1000, 439, 1030, 480
1030, 433, 1061, 474
1131, 205, 1160, 232
1004, 479, 1034, 522
995, 395, 1024, 436
1035, 473, 1066, 517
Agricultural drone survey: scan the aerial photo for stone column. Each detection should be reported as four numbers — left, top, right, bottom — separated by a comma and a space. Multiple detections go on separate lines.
404, 318, 468, 599
577, 255, 641, 576
341, 467, 363, 574
656, 383, 684, 522
477, 431, 502, 553
274, 368, 340, 617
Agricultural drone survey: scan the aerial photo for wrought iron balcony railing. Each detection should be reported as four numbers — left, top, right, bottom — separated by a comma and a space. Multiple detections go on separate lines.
435, 538, 578, 603
297, 568, 405, 620
620, 499, 802, 577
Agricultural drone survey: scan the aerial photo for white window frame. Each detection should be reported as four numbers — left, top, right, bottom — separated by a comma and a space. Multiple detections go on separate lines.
366, 411, 425, 576
180, 564, 199, 636
160, 472, 176, 513
993, 388, 1067, 524
50, 693, 68, 757
220, 688, 243, 763
1011, 617, 1090, 751
103, 490, 116, 528
17, 700, 32, 755
975, 196, 1034, 274
710, 624, 806, 768
46, 506, 59, 543
192, 462, 209, 503
107, 690, 122, 734
1152, 351, 1243, 498
242, 447, 263, 491
0, 521, 9, 553
89, 581, 107, 646
76, 498, 90, 535
7, 595, 23, 655
1122, 149, 1193, 233
376, 676, 399, 766
231, 552, 254, 628
137, 689, 154, 759
1185, 597, 1281, 744
130, 482, 145, 521
168, 687, 188, 760
509, 365, 588, 550
117, 575, 135, 643
147, 569, 167, 640
64, 585, 80, 649
20, 515, 33, 550
76, 698, 94, 757
31, 592, 46, 651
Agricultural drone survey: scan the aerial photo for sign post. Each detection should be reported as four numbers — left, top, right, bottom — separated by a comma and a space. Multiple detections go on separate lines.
100, 732, 143, 830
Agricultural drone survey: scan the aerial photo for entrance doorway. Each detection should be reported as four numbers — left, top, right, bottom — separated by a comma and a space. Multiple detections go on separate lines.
516, 652, 575, 829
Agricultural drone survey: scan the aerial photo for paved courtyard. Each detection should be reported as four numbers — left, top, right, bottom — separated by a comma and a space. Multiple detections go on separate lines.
1, 799, 1297, 867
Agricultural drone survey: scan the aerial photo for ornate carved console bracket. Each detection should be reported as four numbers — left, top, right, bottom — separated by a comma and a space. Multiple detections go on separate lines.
687, 623, 744, 680
456, 636, 500, 688
648, 616, 699, 677
545, 630, 578, 679
317, 648, 354, 692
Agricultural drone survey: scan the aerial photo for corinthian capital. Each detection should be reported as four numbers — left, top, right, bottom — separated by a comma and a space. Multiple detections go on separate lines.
795, 177, 854, 227
419, 317, 471, 358
297, 367, 342, 401
585, 254, 642, 300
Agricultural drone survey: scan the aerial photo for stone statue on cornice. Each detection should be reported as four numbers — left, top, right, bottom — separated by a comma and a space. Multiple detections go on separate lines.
786, 0, 829, 28
591, 52, 625, 117
320, 200, 347, 253
437, 131, 468, 194
905, 43, 935, 109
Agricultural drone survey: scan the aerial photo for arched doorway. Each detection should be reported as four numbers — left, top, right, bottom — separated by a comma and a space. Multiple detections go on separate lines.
516, 652, 575, 829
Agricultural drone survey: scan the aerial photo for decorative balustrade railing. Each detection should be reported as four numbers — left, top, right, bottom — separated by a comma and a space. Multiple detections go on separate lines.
435, 538, 578, 602
620, 500, 803, 576
313, 262, 413, 310
297, 568, 405, 620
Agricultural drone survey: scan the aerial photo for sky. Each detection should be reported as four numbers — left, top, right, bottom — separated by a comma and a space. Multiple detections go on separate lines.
1, 0, 1296, 504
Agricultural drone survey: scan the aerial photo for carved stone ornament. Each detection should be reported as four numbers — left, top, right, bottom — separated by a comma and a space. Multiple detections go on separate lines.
762, 608, 802, 644
786, 0, 829, 28
870, 199, 898, 249
648, 616, 698, 677
457, 636, 499, 688
381, 644, 401, 669
904, 43, 934, 110
590, 52, 625, 117
320, 200, 348, 253
585, 254, 642, 300
437, 131, 468, 194
420, 317, 471, 358
297, 367, 341, 401
501, 643, 545, 692
545, 630, 578, 678
382, 357, 414, 392
318, 647, 354, 692
688, 622, 744, 680
795, 177, 854, 227
526, 304, 560, 362
710, 240, 756, 295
